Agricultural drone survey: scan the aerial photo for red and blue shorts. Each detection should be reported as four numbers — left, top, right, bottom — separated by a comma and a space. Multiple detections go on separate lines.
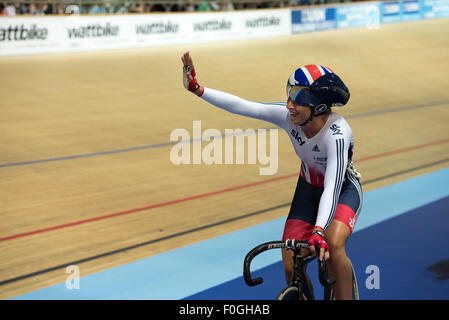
282, 173, 362, 241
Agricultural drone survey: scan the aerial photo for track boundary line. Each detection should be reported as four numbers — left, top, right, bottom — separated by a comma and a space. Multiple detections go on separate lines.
1, 138, 448, 243
1, 158, 448, 286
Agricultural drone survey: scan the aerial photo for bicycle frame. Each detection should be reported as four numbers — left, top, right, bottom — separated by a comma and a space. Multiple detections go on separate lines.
289, 248, 316, 300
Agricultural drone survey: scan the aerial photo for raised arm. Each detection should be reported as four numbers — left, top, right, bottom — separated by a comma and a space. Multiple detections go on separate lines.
181, 51, 288, 128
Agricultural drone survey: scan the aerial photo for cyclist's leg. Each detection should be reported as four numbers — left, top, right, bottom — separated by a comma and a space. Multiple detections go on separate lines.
326, 219, 353, 300
326, 174, 362, 300
282, 175, 322, 286
281, 221, 313, 282
281, 248, 295, 285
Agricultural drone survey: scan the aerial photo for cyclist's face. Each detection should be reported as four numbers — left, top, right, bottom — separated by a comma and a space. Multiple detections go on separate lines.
286, 98, 311, 125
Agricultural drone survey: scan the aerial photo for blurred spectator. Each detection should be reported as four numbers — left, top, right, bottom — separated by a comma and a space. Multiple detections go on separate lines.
196, 0, 219, 11
115, 0, 131, 13
28, 3, 38, 14
149, 4, 165, 11
38, 4, 49, 14
244, 0, 258, 9
89, 4, 107, 14
4, 2, 17, 15
222, 0, 235, 11
29, 3, 49, 15
298, 0, 312, 5
56, 3, 65, 14
115, 5, 128, 13
18, 3, 28, 14
44, 3, 53, 14
197, 0, 211, 11
0, 0, 353, 15
128, 1, 145, 13
65, 4, 80, 14
137, 3, 145, 13
210, 1, 219, 10
185, 0, 195, 12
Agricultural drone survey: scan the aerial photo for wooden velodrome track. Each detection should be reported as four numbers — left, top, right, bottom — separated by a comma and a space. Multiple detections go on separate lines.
0, 17, 448, 299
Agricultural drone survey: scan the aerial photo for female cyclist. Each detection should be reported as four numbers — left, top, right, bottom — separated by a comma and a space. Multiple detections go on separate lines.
181, 51, 362, 300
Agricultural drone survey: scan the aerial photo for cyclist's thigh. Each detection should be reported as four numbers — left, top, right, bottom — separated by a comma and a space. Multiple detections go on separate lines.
333, 173, 363, 234
282, 176, 323, 242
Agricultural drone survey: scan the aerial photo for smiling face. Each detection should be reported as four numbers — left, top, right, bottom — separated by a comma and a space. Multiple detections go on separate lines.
286, 98, 312, 125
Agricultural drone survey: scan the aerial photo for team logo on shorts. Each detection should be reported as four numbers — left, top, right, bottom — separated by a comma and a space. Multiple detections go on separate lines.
349, 216, 356, 231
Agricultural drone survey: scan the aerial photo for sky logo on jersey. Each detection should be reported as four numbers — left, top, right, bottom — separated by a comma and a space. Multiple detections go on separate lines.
330, 124, 342, 135
291, 129, 306, 145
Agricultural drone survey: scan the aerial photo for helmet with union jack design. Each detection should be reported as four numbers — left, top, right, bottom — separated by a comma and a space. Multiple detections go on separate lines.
286, 64, 350, 125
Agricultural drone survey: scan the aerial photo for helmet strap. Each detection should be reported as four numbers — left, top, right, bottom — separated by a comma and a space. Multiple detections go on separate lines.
298, 105, 329, 126
298, 108, 316, 127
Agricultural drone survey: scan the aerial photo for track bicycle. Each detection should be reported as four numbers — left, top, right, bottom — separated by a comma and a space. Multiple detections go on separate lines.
243, 239, 359, 300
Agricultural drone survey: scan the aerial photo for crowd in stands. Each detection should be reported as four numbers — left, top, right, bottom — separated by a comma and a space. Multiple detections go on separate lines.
2, 2, 54, 14
1, 0, 352, 15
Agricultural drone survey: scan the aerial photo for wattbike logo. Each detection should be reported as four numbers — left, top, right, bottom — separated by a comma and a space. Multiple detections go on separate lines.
0, 24, 48, 41
193, 20, 232, 32
245, 16, 281, 28
67, 23, 120, 39
135, 22, 179, 35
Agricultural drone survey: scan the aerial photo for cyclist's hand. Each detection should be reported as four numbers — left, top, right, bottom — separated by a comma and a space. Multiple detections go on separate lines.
181, 51, 204, 96
308, 227, 330, 261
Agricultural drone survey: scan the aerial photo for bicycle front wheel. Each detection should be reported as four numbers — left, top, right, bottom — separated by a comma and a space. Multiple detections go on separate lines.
350, 260, 359, 300
276, 286, 307, 300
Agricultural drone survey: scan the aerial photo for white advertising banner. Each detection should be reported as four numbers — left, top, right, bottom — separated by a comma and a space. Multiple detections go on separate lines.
131, 9, 291, 46
64, 15, 134, 51
0, 9, 291, 56
1, 3, 448, 56
0, 16, 66, 55
188, 9, 291, 43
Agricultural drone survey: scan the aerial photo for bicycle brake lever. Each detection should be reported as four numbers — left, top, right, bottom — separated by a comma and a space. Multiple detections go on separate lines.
318, 259, 336, 287
321, 276, 336, 287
